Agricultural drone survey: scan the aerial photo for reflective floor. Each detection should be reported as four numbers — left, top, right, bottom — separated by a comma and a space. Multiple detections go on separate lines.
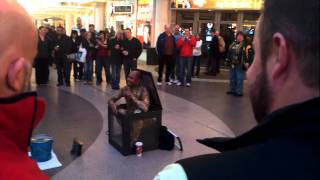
30, 58, 256, 180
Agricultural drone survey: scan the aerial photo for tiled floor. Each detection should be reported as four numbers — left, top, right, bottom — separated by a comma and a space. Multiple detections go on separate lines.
30, 60, 256, 180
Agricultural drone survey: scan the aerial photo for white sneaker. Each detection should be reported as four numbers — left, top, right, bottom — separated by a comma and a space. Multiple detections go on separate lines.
167, 82, 172, 86
157, 82, 162, 86
169, 79, 174, 83
186, 83, 191, 87
173, 80, 179, 84
176, 82, 182, 86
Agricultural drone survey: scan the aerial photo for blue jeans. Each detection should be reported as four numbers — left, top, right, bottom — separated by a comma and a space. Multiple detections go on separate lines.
85, 59, 93, 81
192, 56, 201, 76
229, 64, 245, 95
96, 56, 111, 84
111, 64, 121, 89
178, 56, 193, 84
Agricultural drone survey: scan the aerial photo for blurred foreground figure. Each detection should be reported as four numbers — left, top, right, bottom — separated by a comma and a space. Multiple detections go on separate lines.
0, 1, 49, 179
155, 0, 319, 179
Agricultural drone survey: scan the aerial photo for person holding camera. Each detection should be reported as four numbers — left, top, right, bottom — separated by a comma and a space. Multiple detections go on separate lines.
226, 31, 247, 97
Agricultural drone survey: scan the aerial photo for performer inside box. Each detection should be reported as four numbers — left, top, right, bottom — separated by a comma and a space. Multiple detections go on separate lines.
108, 70, 150, 145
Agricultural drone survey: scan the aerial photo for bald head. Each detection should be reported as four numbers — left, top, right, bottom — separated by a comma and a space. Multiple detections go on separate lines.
164, 24, 171, 34
0, 0, 37, 97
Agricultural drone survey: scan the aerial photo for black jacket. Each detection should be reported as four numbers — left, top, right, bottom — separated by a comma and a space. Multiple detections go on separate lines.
178, 97, 320, 180
53, 35, 72, 58
122, 37, 142, 60
109, 38, 123, 65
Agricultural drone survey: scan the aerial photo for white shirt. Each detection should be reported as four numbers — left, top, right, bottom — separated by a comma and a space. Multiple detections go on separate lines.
193, 40, 203, 56
153, 163, 188, 180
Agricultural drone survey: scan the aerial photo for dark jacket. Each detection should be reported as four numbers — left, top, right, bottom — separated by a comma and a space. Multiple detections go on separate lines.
156, 32, 177, 56
109, 37, 123, 65
53, 34, 72, 58
82, 39, 96, 60
0, 92, 49, 180
36, 36, 52, 59
122, 37, 142, 60
209, 35, 220, 57
177, 97, 320, 180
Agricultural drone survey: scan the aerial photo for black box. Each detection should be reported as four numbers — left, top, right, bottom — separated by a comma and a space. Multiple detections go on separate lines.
108, 70, 162, 156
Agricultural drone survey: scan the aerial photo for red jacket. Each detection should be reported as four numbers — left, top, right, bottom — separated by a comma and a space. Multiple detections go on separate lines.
0, 92, 49, 180
176, 36, 197, 57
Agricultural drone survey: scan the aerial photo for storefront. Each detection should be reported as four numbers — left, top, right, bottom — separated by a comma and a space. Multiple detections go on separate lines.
171, 0, 262, 37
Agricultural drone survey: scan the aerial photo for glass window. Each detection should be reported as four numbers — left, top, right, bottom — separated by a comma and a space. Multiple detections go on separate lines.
199, 11, 215, 20
243, 12, 260, 21
221, 12, 238, 21
180, 12, 194, 21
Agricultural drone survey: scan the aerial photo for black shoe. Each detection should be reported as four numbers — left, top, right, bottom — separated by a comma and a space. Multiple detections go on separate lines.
66, 83, 70, 87
57, 83, 63, 87
234, 93, 243, 97
226, 91, 235, 95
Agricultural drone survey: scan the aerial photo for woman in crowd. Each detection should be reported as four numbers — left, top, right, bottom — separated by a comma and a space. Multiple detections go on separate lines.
34, 26, 52, 85
95, 31, 110, 85
82, 32, 96, 84
245, 35, 254, 68
192, 34, 202, 77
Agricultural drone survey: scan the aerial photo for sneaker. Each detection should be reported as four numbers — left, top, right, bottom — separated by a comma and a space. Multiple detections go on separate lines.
75, 78, 80, 82
186, 83, 191, 87
157, 82, 162, 86
173, 80, 179, 84
176, 82, 182, 86
169, 79, 174, 83
167, 82, 172, 86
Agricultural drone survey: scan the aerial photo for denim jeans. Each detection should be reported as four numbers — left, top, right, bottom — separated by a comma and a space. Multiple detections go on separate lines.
85, 59, 93, 81
96, 56, 111, 84
229, 64, 245, 95
178, 56, 193, 84
123, 58, 137, 81
111, 64, 121, 89
158, 55, 174, 82
192, 56, 201, 76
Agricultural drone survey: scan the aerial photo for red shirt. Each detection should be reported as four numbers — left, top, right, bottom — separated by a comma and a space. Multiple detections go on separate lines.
96, 40, 109, 57
176, 36, 196, 57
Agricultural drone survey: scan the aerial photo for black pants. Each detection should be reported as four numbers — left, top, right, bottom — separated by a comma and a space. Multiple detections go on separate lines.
35, 57, 49, 84
158, 55, 174, 82
192, 56, 201, 77
123, 58, 137, 81
56, 56, 71, 85
73, 61, 84, 80
207, 55, 219, 75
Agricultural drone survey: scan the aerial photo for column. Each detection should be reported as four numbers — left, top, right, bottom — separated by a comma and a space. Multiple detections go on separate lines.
153, 0, 171, 47
94, 2, 106, 31
65, 14, 74, 36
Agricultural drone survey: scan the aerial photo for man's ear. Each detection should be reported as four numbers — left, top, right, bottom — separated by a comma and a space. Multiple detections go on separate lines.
271, 33, 289, 80
7, 57, 28, 92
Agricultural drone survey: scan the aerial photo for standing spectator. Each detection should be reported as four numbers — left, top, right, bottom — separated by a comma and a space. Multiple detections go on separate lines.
96, 31, 111, 85
82, 32, 96, 84
176, 28, 196, 87
207, 31, 220, 76
109, 31, 124, 90
226, 31, 246, 97
74, 29, 87, 81
122, 28, 142, 80
216, 31, 225, 73
172, 24, 183, 84
109, 26, 116, 38
69, 30, 80, 81
156, 24, 176, 85
34, 26, 52, 85
53, 26, 72, 86
192, 34, 203, 77
245, 35, 254, 68
72, 17, 86, 36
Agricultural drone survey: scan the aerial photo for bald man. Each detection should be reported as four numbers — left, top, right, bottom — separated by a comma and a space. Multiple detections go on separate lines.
0, 1, 49, 179
156, 24, 177, 85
